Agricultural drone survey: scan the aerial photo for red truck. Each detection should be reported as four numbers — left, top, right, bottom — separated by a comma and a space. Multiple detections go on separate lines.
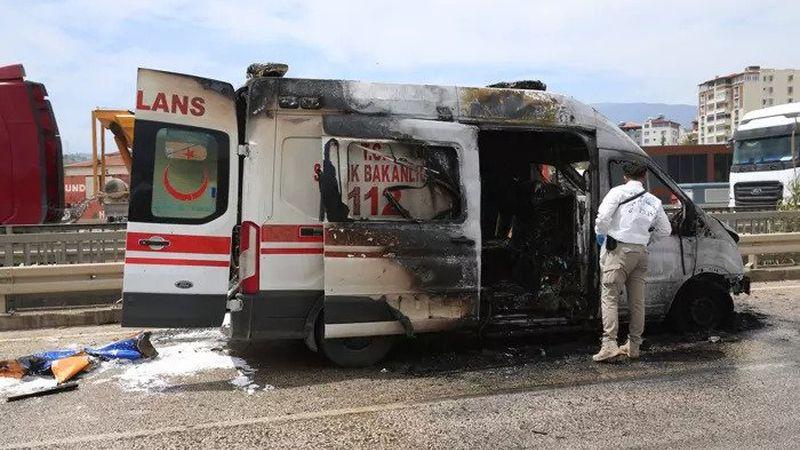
0, 64, 64, 224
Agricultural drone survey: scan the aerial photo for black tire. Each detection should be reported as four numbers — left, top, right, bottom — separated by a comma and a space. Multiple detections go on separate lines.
315, 315, 395, 367
668, 281, 732, 332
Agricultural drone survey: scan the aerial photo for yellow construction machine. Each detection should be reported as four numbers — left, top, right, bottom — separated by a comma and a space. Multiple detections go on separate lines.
66, 109, 135, 222
91, 108, 134, 196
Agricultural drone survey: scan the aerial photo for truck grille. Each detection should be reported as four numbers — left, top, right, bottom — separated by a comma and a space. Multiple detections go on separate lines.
734, 181, 783, 207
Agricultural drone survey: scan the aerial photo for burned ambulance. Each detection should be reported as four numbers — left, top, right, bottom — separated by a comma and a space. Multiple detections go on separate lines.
122, 64, 749, 366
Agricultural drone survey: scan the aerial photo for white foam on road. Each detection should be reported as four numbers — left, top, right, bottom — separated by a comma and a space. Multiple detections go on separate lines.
3, 318, 273, 397
0, 376, 58, 397
114, 327, 266, 393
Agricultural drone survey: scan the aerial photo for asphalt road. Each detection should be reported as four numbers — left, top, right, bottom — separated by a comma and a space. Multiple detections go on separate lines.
2, 281, 800, 449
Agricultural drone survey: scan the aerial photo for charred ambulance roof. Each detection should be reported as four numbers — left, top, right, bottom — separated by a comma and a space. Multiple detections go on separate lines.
245, 77, 645, 157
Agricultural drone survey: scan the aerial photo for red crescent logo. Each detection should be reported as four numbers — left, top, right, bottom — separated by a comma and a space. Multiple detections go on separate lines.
162, 164, 210, 201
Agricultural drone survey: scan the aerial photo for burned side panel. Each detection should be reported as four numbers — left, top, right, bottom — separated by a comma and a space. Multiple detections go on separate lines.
694, 212, 745, 274
324, 222, 479, 337
640, 235, 694, 318
246, 77, 456, 121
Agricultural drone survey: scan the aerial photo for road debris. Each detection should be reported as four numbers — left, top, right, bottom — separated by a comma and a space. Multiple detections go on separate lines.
6, 381, 78, 402
2, 323, 269, 398
0, 359, 26, 379
0, 332, 157, 400
51, 354, 91, 383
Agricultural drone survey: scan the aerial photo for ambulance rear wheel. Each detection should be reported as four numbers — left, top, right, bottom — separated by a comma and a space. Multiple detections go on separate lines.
315, 317, 395, 367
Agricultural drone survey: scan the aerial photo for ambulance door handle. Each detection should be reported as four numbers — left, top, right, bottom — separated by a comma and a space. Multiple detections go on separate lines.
139, 237, 170, 250
450, 236, 475, 247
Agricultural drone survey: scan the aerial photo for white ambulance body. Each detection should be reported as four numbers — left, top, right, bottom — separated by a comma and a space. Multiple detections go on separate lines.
123, 65, 748, 366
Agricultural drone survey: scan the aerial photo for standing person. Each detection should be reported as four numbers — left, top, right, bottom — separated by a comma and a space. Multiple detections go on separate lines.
593, 162, 671, 362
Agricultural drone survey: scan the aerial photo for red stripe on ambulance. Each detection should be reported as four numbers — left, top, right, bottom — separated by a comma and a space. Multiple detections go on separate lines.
126, 232, 231, 254
259, 224, 324, 256
261, 224, 323, 243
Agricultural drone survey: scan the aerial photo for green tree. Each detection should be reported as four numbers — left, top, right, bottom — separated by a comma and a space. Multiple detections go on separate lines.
680, 134, 697, 145
780, 176, 800, 211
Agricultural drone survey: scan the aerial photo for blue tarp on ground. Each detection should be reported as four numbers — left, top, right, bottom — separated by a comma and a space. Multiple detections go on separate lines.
2, 331, 157, 378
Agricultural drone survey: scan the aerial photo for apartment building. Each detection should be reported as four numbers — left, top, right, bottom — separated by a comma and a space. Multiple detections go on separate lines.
698, 65, 800, 144
618, 122, 642, 144
641, 115, 684, 146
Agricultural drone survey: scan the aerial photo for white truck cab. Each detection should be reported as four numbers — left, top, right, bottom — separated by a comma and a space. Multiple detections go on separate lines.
730, 102, 800, 207
122, 64, 749, 366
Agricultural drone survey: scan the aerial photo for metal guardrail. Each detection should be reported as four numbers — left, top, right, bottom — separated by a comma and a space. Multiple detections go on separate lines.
0, 226, 797, 313
738, 233, 800, 269
0, 262, 123, 313
703, 206, 779, 213
0, 223, 125, 234
0, 223, 126, 267
710, 210, 800, 234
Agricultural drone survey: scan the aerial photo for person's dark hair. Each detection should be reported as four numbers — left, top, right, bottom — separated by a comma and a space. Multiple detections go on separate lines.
622, 161, 647, 179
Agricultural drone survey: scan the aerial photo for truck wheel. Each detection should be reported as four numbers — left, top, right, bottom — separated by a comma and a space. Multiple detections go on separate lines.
315, 316, 395, 367
669, 282, 732, 332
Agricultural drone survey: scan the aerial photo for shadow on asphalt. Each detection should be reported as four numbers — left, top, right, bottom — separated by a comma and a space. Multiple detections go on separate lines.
220, 310, 768, 390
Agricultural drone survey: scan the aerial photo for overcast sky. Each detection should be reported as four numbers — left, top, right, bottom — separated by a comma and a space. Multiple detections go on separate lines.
1, 0, 798, 153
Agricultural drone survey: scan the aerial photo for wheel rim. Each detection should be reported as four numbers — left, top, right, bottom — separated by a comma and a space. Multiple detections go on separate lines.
340, 337, 372, 351
690, 295, 718, 328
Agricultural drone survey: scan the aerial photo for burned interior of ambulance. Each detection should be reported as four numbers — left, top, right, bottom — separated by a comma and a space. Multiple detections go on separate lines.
478, 130, 593, 323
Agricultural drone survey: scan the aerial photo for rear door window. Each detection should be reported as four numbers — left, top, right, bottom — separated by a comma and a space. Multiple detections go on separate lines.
129, 121, 229, 224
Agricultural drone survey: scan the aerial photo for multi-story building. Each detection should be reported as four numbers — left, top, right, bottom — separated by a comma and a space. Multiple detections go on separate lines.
618, 122, 642, 144
641, 115, 683, 146
698, 66, 800, 144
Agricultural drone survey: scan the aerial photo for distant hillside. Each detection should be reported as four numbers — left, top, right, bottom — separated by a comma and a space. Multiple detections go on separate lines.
591, 103, 697, 128
63, 152, 92, 165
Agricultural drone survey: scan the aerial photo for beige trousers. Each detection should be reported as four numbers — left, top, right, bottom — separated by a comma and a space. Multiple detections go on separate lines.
600, 242, 648, 345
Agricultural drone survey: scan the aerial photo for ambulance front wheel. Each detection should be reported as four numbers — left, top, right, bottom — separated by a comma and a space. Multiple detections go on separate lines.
315, 317, 395, 367
668, 277, 732, 332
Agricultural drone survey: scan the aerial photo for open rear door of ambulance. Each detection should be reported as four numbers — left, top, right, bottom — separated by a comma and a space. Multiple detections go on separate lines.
122, 68, 238, 327
319, 117, 481, 351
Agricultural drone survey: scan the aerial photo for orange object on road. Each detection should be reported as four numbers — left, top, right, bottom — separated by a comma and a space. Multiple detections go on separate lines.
50, 354, 91, 383
0, 359, 26, 379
